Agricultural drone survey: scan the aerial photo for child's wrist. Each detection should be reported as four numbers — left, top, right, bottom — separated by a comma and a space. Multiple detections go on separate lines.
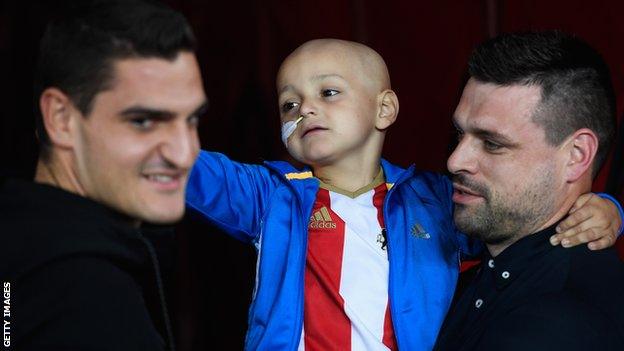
596, 192, 624, 236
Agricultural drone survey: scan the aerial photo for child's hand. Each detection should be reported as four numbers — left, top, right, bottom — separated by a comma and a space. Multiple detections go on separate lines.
550, 193, 622, 250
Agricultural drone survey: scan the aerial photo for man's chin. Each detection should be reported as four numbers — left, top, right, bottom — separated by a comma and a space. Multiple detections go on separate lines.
454, 209, 485, 236
454, 212, 516, 246
143, 207, 184, 224
453, 205, 474, 222
132, 200, 185, 225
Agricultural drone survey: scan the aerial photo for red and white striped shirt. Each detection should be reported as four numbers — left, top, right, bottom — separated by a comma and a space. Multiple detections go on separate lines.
300, 172, 397, 350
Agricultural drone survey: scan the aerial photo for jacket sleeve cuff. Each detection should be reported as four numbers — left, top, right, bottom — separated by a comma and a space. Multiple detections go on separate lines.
597, 192, 624, 236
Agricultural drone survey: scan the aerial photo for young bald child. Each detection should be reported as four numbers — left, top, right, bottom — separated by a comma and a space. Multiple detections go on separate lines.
186, 39, 622, 350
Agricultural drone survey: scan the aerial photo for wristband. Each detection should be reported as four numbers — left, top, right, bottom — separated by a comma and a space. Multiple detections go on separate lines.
596, 192, 624, 236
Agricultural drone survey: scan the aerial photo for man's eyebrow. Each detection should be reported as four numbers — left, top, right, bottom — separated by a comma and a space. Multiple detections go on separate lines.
472, 128, 517, 146
120, 106, 174, 119
119, 100, 209, 119
190, 100, 209, 118
452, 117, 518, 146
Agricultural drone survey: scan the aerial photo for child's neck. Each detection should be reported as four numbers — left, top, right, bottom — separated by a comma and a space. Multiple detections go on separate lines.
312, 160, 381, 193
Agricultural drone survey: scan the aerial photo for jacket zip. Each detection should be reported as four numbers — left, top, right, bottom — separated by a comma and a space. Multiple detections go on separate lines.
138, 231, 176, 351
262, 163, 318, 350
383, 164, 416, 350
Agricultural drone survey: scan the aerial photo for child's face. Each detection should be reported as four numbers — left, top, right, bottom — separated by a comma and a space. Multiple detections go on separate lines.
277, 47, 381, 167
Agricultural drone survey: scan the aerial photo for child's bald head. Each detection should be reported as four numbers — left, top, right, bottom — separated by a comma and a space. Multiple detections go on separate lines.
275, 39, 398, 169
277, 39, 391, 95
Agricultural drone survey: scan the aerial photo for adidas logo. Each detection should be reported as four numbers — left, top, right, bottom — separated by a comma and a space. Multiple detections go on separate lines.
411, 223, 430, 239
309, 206, 337, 229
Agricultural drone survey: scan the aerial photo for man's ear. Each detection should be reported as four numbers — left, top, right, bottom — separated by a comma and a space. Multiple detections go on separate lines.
375, 89, 399, 130
564, 128, 598, 182
39, 87, 80, 149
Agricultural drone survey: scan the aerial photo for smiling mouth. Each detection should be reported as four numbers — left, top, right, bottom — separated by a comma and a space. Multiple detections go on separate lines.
147, 174, 176, 182
143, 173, 184, 191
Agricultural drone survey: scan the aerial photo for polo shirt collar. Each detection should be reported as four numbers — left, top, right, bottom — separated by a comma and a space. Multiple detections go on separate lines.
484, 223, 559, 290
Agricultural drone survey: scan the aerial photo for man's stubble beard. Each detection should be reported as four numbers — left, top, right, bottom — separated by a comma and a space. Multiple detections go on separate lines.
453, 169, 556, 246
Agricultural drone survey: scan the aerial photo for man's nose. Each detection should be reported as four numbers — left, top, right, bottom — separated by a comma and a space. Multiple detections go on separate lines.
447, 137, 478, 175
160, 123, 199, 169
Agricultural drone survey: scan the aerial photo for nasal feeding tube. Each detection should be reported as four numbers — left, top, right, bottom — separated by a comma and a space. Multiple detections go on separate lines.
281, 115, 304, 147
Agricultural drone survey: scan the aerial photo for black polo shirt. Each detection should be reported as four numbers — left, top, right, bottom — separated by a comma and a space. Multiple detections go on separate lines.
434, 223, 624, 351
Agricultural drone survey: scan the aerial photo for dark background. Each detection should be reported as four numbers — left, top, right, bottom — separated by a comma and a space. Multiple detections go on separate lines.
2, 0, 623, 349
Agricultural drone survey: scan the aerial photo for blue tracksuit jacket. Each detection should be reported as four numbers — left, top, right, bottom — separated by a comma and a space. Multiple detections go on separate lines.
186, 151, 481, 350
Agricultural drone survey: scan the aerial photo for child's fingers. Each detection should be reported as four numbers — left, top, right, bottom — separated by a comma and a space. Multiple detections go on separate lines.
559, 228, 604, 248
588, 235, 616, 251
556, 209, 593, 234
569, 193, 594, 213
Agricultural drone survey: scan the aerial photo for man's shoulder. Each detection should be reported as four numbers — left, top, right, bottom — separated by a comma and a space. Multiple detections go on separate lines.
16, 255, 146, 306
474, 246, 624, 351
12, 256, 164, 350
563, 245, 624, 330
564, 245, 624, 290
2, 203, 142, 281
0, 177, 34, 208
479, 294, 621, 351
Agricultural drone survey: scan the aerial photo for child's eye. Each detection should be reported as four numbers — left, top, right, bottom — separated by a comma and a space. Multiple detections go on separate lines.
321, 89, 340, 97
281, 101, 300, 113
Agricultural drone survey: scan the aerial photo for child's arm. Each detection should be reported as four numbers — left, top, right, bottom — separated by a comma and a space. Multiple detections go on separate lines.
185, 150, 277, 244
549, 193, 623, 250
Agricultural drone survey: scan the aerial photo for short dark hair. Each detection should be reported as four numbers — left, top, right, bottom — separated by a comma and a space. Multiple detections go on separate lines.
34, 0, 196, 159
468, 31, 616, 176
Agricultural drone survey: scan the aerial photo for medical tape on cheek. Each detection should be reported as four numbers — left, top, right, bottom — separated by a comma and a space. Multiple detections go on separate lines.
281, 116, 304, 147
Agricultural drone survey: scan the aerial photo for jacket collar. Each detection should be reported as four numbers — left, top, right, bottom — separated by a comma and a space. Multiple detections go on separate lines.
264, 158, 415, 186
380, 158, 416, 189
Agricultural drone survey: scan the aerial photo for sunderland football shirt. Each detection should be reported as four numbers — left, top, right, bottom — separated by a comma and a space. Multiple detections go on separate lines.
299, 170, 397, 351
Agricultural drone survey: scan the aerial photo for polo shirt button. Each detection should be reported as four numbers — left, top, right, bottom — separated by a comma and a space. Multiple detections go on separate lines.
488, 259, 495, 268
475, 299, 484, 308
502, 271, 510, 279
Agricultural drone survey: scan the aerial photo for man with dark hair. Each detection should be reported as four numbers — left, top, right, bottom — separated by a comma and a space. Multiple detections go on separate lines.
185, 35, 621, 350
434, 31, 624, 350
0, 0, 207, 349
